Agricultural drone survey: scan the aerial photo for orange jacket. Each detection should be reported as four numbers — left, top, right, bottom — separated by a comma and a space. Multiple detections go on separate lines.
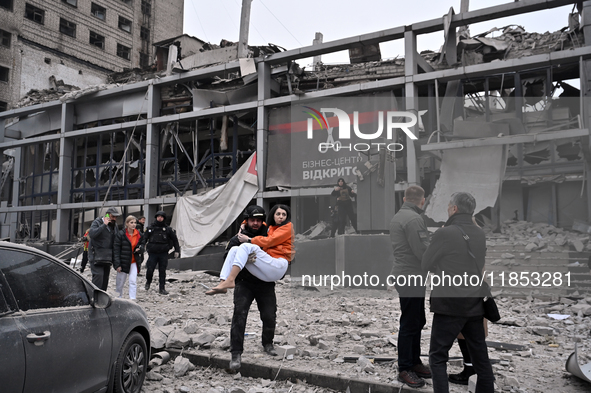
252, 222, 294, 262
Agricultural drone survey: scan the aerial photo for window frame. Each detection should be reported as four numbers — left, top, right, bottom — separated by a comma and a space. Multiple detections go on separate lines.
140, 26, 149, 41
118, 16, 132, 33
140, 0, 150, 15
61, 0, 77, 8
89, 31, 105, 50
0, 29, 11, 48
116, 43, 131, 60
25, 3, 45, 25
59, 18, 77, 38
0, 66, 9, 83
90, 3, 106, 21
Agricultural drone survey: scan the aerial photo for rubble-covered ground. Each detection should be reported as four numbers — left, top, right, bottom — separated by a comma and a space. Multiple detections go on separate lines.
89, 262, 591, 393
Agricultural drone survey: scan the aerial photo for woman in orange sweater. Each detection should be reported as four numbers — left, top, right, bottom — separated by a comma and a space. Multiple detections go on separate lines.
207, 204, 293, 295
113, 215, 144, 300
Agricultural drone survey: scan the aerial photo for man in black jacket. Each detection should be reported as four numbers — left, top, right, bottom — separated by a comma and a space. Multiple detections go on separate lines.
421, 192, 494, 393
222, 205, 280, 370
88, 207, 121, 290
144, 211, 180, 295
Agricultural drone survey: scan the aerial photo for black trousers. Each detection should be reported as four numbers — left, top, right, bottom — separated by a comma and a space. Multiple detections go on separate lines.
396, 285, 426, 372
337, 201, 357, 234
146, 252, 168, 290
230, 276, 277, 354
430, 313, 494, 393
90, 262, 110, 290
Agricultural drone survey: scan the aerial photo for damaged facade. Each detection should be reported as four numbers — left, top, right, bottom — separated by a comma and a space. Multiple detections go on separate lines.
1, 0, 591, 245
0, 0, 184, 110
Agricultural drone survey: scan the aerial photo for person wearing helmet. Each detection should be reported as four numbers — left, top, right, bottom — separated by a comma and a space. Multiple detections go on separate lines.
144, 210, 180, 295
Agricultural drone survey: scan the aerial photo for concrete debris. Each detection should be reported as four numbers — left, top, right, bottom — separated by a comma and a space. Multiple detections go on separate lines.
87, 257, 591, 393
173, 356, 195, 377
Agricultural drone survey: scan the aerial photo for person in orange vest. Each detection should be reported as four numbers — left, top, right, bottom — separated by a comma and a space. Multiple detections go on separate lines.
79, 228, 90, 273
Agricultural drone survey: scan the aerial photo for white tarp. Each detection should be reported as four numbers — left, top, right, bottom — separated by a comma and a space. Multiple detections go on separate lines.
171, 153, 258, 257
425, 146, 507, 223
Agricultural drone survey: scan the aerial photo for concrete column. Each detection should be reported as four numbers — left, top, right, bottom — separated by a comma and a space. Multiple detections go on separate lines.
55, 102, 75, 242
582, 1, 591, 221
313, 32, 323, 71
237, 0, 253, 58
9, 147, 20, 242
144, 82, 161, 226
257, 62, 271, 201
404, 28, 419, 185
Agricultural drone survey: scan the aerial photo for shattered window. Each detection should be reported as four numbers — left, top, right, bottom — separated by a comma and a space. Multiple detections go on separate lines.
0, 66, 9, 82
118, 16, 132, 33
19, 142, 59, 213
116, 43, 130, 60
89, 31, 105, 49
59, 18, 76, 38
90, 3, 106, 20
25, 4, 44, 24
71, 130, 145, 203
0, 29, 11, 48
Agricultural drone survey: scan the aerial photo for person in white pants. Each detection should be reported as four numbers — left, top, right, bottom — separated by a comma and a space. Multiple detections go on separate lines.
207, 204, 294, 295
113, 215, 144, 300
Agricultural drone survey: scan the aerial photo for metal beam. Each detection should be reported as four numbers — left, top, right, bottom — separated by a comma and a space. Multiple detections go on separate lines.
421, 128, 590, 151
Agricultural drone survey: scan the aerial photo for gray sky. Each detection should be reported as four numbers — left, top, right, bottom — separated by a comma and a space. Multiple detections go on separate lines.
183, 0, 574, 66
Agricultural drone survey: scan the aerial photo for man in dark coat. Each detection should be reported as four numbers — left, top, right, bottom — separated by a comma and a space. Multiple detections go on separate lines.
389, 185, 431, 388
88, 207, 121, 290
222, 205, 280, 370
421, 192, 494, 393
144, 211, 180, 295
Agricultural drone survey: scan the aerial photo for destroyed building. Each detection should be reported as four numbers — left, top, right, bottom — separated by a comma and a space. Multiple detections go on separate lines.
0, 0, 590, 254
0, 0, 185, 111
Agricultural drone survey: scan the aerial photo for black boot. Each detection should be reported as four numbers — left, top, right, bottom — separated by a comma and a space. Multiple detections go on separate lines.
229, 353, 241, 370
448, 365, 475, 385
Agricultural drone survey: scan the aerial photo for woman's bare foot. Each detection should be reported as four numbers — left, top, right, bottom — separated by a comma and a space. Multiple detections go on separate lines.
205, 279, 235, 295
205, 287, 227, 295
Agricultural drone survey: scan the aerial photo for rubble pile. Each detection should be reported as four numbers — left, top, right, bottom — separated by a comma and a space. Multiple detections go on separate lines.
487, 220, 591, 253
15, 77, 80, 108
80, 265, 591, 393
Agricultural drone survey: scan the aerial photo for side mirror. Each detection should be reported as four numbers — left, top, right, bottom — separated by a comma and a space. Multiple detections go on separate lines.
93, 289, 112, 309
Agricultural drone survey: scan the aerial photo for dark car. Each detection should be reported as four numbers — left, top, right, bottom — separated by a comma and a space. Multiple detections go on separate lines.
0, 241, 150, 393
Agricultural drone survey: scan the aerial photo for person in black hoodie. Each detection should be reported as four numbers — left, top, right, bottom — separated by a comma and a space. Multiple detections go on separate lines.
144, 211, 180, 295
331, 178, 358, 234
421, 192, 494, 393
113, 215, 144, 300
